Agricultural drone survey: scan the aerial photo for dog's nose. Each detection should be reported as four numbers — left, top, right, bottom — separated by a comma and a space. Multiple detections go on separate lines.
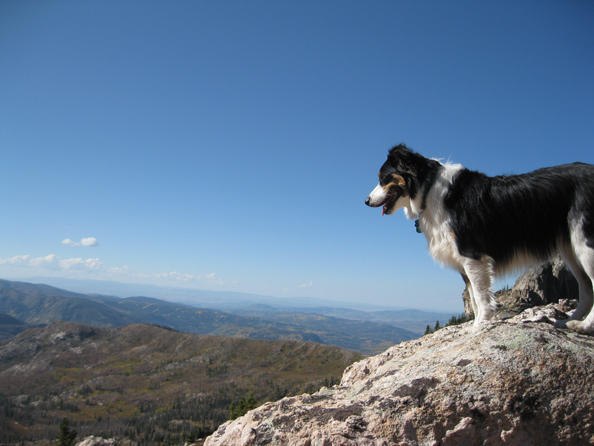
365, 197, 371, 206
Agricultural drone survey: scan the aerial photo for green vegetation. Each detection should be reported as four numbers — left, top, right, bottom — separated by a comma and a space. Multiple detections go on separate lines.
0, 321, 363, 445
424, 313, 474, 335
57, 418, 77, 446
228, 390, 258, 420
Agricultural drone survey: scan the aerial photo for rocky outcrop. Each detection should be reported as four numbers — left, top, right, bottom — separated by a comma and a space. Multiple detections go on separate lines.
76, 437, 122, 446
206, 259, 592, 445
496, 256, 579, 316
205, 307, 594, 445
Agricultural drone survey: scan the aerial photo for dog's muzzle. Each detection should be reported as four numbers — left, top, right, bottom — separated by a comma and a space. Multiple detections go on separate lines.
366, 184, 401, 215
365, 184, 386, 207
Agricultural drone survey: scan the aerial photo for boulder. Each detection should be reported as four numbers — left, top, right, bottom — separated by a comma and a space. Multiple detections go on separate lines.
205, 308, 594, 445
498, 256, 579, 315
206, 259, 592, 445
75, 437, 121, 446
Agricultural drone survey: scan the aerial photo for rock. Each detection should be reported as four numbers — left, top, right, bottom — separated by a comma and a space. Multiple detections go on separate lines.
205, 308, 594, 445
500, 255, 579, 313
461, 284, 473, 318
206, 259, 591, 445
75, 436, 121, 446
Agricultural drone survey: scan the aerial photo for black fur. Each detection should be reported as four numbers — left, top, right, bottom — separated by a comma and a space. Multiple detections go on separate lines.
443, 164, 594, 266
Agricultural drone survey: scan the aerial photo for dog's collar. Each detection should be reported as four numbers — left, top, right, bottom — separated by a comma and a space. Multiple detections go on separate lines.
415, 219, 422, 233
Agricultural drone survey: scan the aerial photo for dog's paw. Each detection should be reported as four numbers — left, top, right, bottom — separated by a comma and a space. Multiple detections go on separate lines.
457, 324, 475, 335
472, 318, 499, 333
566, 320, 594, 334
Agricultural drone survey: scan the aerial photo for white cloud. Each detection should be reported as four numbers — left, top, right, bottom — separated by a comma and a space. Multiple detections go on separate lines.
62, 237, 98, 247
59, 257, 103, 270
0, 253, 222, 287
132, 271, 222, 286
0, 254, 102, 273
29, 254, 61, 269
107, 266, 132, 275
0, 255, 31, 265
81, 237, 98, 247
144, 271, 203, 282
298, 281, 313, 288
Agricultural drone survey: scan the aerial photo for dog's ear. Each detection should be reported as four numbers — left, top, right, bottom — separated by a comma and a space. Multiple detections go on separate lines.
388, 144, 421, 176
388, 144, 413, 163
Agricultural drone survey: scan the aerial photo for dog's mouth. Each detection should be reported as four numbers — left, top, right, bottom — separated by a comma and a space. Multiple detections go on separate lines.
366, 183, 404, 215
381, 191, 400, 216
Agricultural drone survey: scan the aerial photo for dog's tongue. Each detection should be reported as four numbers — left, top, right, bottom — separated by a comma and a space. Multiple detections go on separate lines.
382, 207, 385, 216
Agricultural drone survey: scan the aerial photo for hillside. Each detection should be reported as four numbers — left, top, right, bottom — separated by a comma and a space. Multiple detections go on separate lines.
0, 321, 363, 444
229, 306, 458, 336
220, 310, 416, 354
0, 279, 418, 354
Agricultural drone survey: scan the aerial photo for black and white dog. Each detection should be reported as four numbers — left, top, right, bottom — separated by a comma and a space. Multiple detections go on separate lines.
366, 144, 594, 333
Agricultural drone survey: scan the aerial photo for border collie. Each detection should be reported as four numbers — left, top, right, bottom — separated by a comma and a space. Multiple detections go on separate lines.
366, 144, 594, 333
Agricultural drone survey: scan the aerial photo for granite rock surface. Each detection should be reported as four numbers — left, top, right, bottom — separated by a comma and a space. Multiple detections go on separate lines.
205, 308, 594, 446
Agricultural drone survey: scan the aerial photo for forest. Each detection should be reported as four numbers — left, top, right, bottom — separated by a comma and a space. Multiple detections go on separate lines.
0, 321, 359, 445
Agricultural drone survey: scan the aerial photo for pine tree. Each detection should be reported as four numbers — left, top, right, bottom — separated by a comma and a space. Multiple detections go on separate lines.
57, 418, 77, 446
229, 390, 258, 420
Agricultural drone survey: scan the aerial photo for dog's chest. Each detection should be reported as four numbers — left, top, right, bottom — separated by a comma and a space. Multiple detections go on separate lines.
421, 215, 463, 270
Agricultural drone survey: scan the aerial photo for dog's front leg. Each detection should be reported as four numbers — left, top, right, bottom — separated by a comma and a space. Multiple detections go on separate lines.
462, 257, 497, 326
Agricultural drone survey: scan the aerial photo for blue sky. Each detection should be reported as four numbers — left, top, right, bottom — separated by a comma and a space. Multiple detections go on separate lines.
1, 1, 593, 311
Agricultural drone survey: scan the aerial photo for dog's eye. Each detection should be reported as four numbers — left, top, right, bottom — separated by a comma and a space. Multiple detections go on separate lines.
381, 178, 394, 187
379, 173, 392, 186
380, 174, 399, 188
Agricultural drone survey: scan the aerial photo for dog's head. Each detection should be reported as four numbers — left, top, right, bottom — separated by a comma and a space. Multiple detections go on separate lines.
365, 144, 428, 216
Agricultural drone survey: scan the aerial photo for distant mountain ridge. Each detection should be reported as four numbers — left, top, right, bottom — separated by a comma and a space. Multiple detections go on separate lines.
0, 312, 45, 341
21, 275, 460, 313
0, 278, 429, 354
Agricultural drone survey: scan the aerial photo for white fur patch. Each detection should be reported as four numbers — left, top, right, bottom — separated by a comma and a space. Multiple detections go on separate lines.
366, 183, 386, 206
416, 163, 464, 270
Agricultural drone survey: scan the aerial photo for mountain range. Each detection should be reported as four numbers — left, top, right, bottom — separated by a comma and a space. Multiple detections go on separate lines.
20, 276, 409, 311
0, 278, 456, 354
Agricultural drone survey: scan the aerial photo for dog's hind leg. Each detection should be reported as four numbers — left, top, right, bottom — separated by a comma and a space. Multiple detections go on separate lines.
563, 224, 594, 334
556, 245, 594, 329
462, 257, 497, 326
